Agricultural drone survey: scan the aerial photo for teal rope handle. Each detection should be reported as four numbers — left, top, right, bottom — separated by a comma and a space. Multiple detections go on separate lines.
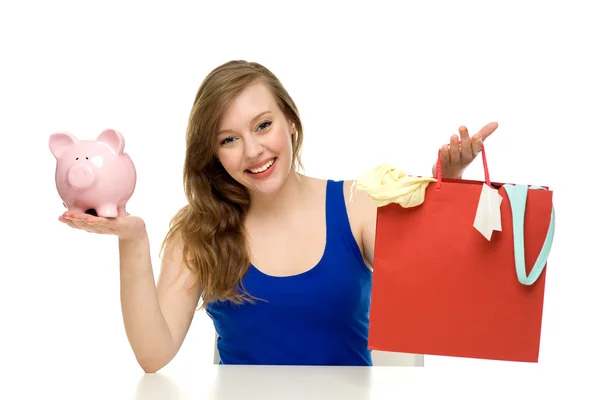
503, 184, 556, 286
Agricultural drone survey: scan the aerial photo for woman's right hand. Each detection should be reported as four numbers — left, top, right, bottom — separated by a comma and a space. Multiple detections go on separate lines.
59, 211, 147, 241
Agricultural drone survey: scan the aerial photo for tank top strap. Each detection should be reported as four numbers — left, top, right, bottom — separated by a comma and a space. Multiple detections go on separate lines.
325, 179, 365, 263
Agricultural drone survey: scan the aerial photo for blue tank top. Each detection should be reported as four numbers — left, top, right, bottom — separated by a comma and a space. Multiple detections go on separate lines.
205, 179, 373, 366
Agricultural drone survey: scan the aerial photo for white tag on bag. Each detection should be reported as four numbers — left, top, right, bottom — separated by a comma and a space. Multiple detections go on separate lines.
491, 189, 503, 232
474, 184, 502, 240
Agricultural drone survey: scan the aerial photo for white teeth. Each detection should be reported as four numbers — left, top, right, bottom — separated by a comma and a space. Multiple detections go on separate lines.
248, 158, 275, 174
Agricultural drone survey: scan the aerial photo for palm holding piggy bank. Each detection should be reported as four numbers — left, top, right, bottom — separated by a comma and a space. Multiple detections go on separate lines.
49, 129, 137, 218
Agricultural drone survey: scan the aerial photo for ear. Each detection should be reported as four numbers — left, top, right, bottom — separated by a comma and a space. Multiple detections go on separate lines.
289, 121, 296, 135
97, 129, 125, 154
49, 132, 78, 159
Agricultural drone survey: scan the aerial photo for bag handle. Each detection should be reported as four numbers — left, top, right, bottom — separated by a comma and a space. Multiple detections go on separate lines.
435, 142, 491, 190
434, 141, 555, 285
503, 184, 556, 286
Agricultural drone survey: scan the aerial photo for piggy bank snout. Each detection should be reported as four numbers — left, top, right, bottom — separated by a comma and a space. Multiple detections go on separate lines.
67, 164, 96, 189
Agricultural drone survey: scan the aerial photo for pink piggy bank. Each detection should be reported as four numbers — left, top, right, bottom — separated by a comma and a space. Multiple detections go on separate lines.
49, 129, 136, 218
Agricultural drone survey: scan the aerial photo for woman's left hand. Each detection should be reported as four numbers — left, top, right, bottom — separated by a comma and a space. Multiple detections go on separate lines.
433, 121, 499, 179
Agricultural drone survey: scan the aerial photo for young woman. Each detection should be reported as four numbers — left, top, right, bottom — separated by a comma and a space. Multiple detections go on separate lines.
59, 60, 498, 371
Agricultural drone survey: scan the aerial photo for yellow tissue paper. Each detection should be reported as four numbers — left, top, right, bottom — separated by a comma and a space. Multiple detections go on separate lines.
351, 164, 437, 208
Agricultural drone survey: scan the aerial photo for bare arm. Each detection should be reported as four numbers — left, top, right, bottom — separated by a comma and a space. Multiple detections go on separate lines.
119, 230, 201, 373
60, 211, 201, 373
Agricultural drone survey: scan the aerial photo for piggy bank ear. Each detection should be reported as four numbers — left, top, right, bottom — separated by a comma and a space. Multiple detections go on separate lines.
97, 129, 125, 154
49, 132, 77, 159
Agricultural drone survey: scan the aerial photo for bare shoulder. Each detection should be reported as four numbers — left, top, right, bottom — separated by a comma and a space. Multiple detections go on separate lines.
342, 179, 377, 226
301, 176, 376, 241
342, 179, 377, 267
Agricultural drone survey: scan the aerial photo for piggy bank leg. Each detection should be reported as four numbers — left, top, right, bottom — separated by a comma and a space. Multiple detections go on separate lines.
66, 206, 86, 215
97, 204, 119, 218
117, 205, 128, 217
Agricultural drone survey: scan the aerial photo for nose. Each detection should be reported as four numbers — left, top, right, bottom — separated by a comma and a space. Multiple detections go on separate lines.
67, 164, 96, 189
244, 136, 264, 159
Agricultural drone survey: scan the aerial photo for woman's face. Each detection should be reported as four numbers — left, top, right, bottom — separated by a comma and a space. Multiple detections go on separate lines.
216, 81, 296, 195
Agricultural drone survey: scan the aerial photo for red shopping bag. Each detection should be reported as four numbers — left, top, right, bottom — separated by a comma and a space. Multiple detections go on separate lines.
367, 144, 555, 363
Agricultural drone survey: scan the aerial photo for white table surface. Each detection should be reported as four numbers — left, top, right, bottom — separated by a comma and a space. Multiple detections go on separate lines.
8, 362, 597, 399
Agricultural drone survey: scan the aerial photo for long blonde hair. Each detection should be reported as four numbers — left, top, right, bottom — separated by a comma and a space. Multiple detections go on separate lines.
161, 60, 304, 308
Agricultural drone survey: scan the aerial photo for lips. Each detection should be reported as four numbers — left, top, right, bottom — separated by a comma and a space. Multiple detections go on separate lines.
245, 157, 276, 174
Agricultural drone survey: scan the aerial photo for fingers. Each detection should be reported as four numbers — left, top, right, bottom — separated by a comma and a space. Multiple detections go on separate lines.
477, 122, 499, 142
471, 135, 483, 155
449, 134, 460, 165
59, 216, 78, 230
59, 212, 116, 235
458, 126, 474, 161
440, 143, 450, 170
437, 122, 498, 179
449, 122, 498, 161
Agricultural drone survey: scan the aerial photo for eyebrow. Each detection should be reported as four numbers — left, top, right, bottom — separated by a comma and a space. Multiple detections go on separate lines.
218, 110, 272, 135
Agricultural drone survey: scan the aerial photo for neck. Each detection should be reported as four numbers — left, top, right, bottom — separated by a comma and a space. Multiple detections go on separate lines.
247, 170, 306, 217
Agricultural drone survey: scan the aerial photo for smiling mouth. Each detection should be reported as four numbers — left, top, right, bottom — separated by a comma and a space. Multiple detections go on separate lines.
246, 157, 276, 174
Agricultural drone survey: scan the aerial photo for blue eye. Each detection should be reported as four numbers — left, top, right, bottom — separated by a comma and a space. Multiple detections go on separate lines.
257, 121, 271, 131
220, 136, 235, 145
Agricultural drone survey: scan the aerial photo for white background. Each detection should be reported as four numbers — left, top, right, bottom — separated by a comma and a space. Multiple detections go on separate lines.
1, 0, 598, 397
